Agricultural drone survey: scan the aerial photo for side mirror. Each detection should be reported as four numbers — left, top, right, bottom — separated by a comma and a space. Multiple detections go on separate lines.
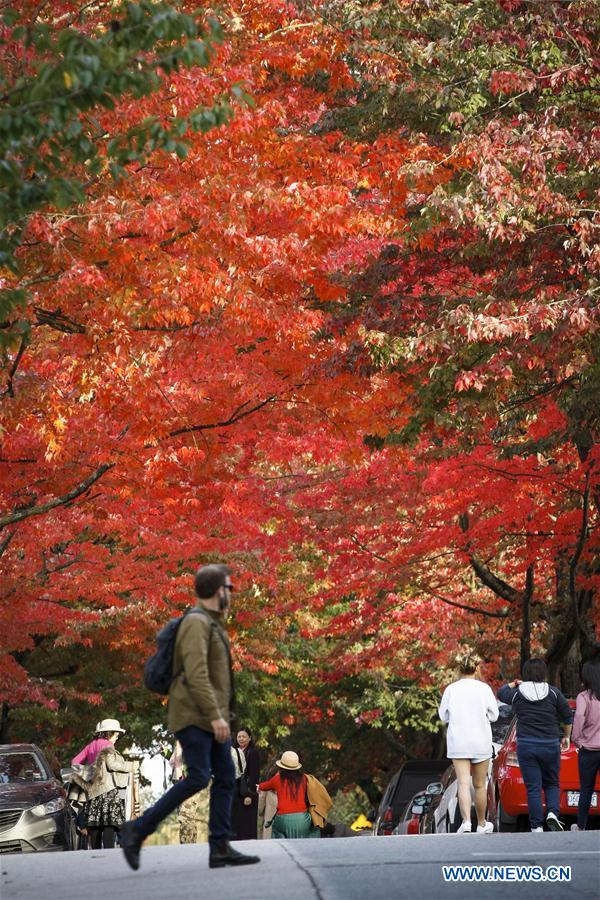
426, 782, 444, 795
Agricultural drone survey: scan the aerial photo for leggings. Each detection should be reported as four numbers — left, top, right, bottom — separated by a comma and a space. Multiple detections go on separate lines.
577, 748, 600, 830
88, 826, 116, 849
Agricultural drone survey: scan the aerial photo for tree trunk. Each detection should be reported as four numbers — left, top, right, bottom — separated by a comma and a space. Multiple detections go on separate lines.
559, 638, 582, 697
519, 565, 534, 670
0, 703, 11, 743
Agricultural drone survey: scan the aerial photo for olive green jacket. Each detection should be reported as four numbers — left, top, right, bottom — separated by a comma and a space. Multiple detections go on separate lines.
167, 605, 233, 735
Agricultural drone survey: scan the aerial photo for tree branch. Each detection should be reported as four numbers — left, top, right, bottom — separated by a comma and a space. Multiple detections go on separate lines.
1, 334, 28, 399
0, 463, 114, 530
168, 396, 277, 438
459, 512, 519, 604
33, 307, 86, 334
0, 530, 15, 559
469, 556, 519, 604
425, 588, 509, 619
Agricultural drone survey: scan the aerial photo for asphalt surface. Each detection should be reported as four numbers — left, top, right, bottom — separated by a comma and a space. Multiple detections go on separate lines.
1, 832, 599, 900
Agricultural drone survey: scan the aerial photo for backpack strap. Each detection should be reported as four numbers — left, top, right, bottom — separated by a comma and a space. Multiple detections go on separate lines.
234, 747, 246, 775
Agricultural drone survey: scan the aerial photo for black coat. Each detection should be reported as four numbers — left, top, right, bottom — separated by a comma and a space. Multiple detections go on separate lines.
231, 744, 260, 840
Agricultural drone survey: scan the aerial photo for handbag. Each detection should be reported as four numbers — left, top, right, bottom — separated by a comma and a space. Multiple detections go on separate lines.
238, 771, 255, 799
234, 748, 255, 800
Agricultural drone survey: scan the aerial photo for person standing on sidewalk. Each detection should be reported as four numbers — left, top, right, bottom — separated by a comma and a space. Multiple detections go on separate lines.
231, 728, 260, 840
498, 658, 573, 832
571, 659, 600, 831
121, 564, 260, 871
71, 718, 131, 850
438, 652, 499, 834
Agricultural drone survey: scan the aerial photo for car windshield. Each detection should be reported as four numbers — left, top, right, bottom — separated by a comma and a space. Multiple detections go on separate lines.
0, 752, 47, 784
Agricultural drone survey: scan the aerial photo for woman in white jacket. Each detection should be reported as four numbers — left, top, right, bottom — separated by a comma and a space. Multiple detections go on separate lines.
439, 653, 499, 834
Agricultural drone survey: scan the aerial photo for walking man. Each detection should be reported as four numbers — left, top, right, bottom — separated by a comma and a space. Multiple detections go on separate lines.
121, 564, 260, 870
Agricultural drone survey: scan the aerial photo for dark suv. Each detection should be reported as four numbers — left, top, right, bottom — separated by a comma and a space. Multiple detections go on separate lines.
373, 758, 450, 835
0, 743, 76, 853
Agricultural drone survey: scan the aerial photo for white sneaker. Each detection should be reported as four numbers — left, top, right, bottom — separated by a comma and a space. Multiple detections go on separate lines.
457, 820, 472, 833
476, 821, 493, 834
546, 812, 564, 832
531, 827, 543, 832
570, 824, 582, 832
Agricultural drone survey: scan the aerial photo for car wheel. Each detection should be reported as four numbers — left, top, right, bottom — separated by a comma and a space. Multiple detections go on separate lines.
495, 799, 516, 833
64, 812, 77, 850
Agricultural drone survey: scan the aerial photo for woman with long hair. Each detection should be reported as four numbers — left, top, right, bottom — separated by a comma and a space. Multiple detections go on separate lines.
439, 652, 499, 834
257, 751, 320, 839
572, 659, 600, 831
231, 727, 260, 840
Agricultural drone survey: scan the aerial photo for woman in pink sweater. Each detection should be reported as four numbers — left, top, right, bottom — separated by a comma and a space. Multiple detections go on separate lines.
572, 661, 600, 831
71, 718, 129, 848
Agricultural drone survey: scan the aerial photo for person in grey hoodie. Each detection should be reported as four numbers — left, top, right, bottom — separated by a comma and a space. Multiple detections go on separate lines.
498, 658, 573, 832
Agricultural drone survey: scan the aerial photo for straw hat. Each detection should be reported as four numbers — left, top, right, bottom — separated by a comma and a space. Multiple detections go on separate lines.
276, 750, 302, 770
96, 718, 126, 734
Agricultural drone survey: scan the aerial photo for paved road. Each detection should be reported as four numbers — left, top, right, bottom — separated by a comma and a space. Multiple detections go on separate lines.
2, 832, 599, 900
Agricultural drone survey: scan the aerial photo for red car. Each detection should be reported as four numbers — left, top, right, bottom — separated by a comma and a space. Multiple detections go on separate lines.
488, 702, 600, 831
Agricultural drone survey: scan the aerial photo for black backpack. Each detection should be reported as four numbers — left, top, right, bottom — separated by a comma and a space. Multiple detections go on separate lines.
144, 608, 214, 695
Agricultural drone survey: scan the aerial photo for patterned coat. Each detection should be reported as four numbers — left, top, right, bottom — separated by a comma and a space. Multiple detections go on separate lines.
70, 748, 132, 799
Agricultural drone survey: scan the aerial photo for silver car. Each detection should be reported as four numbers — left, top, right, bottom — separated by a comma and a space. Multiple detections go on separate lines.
0, 743, 77, 853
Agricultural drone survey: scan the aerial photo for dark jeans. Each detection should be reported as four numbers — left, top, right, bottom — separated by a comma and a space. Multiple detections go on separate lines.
134, 725, 235, 851
517, 739, 560, 829
577, 747, 600, 829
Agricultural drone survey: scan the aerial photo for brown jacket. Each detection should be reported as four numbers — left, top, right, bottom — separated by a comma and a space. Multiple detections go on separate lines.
306, 773, 333, 827
167, 605, 233, 734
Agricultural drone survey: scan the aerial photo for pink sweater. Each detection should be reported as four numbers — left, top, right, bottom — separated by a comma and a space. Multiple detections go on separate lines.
72, 738, 113, 765
572, 691, 600, 751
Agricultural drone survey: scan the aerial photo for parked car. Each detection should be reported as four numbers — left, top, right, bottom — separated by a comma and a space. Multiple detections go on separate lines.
487, 700, 600, 831
392, 783, 444, 835
0, 744, 77, 853
420, 766, 455, 833
373, 758, 450, 835
428, 703, 515, 834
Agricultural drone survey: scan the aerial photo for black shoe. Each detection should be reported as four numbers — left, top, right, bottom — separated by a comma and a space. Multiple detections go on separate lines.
209, 840, 260, 869
121, 820, 142, 871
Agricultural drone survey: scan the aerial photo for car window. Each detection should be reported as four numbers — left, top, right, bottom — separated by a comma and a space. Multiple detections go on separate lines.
380, 772, 399, 808
491, 706, 515, 745
0, 752, 48, 783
